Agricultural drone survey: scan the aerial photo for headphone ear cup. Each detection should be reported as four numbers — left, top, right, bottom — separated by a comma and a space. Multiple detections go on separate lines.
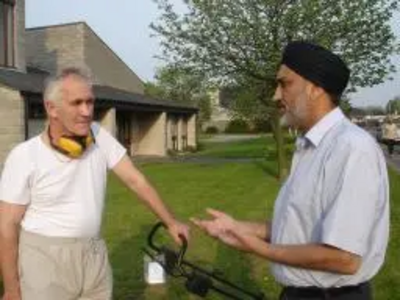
58, 137, 84, 158
86, 135, 94, 147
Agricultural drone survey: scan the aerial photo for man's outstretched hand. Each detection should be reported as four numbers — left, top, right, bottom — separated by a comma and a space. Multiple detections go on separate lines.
191, 208, 250, 251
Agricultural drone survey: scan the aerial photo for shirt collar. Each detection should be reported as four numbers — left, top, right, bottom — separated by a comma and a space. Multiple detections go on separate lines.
304, 108, 345, 148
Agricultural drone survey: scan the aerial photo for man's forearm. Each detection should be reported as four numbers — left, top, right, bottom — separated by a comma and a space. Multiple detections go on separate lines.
0, 223, 21, 295
134, 182, 176, 226
262, 243, 360, 274
235, 234, 360, 275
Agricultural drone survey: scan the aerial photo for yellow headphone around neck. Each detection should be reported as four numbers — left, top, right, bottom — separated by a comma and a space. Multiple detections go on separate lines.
48, 127, 95, 159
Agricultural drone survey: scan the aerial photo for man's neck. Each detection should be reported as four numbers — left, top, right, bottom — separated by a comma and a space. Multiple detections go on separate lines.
301, 102, 337, 134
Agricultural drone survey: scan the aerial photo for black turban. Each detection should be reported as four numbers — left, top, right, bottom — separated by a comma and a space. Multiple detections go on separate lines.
281, 41, 350, 97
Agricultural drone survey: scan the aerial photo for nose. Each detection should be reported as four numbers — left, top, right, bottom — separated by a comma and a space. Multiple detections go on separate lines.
80, 102, 93, 117
273, 85, 281, 102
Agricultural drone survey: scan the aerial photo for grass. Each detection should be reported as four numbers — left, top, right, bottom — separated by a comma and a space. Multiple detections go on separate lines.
104, 161, 282, 299
195, 135, 295, 159
373, 168, 400, 299
104, 163, 400, 299
103, 136, 400, 299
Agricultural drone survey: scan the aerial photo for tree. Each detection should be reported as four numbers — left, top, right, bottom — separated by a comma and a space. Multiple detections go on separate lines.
151, 0, 399, 179
386, 96, 400, 115
362, 105, 386, 116
144, 64, 212, 124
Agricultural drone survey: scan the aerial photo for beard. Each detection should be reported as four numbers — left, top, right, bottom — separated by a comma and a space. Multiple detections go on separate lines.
279, 95, 309, 129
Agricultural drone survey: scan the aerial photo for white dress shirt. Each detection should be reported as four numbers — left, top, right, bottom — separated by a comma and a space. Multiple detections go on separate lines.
271, 108, 389, 288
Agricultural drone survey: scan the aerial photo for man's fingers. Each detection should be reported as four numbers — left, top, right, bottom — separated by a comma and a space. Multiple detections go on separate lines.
190, 218, 209, 230
190, 217, 221, 237
206, 208, 227, 219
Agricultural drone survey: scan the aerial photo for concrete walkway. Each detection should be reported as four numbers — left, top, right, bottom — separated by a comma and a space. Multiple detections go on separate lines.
134, 155, 263, 164
202, 134, 264, 143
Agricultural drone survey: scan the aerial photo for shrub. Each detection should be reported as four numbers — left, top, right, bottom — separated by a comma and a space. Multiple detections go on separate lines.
253, 119, 273, 133
205, 126, 219, 134
225, 119, 250, 133
185, 145, 198, 153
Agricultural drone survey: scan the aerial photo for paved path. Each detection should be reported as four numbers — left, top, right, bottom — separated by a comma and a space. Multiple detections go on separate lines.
202, 134, 264, 143
135, 155, 263, 164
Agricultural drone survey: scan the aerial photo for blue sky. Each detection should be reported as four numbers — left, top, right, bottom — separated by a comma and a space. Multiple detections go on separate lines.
26, 0, 399, 108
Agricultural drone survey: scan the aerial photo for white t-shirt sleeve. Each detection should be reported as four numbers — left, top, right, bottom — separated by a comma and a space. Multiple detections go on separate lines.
0, 144, 33, 205
321, 141, 386, 256
92, 123, 127, 169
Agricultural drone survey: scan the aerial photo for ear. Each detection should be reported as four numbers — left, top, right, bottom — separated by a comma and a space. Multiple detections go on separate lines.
308, 84, 324, 101
44, 100, 58, 118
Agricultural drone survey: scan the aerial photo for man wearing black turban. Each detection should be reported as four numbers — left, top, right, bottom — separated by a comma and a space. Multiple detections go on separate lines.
193, 41, 389, 300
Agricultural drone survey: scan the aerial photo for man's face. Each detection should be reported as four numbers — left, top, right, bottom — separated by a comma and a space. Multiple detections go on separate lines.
46, 75, 95, 136
273, 65, 311, 129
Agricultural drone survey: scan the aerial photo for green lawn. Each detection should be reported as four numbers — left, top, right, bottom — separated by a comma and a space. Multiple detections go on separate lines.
103, 137, 399, 299
195, 135, 295, 159
373, 168, 400, 299
104, 161, 281, 299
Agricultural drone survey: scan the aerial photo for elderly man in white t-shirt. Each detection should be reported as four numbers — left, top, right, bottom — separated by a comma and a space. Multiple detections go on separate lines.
192, 42, 389, 300
0, 67, 189, 300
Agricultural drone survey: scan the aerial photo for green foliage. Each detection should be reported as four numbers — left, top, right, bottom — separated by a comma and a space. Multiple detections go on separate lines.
204, 126, 219, 134
224, 118, 250, 133
357, 105, 386, 116
339, 98, 353, 116
253, 118, 273, 133
144, 64, 212, 123
152, 0, 399, 95
386, 96, 400, 114
151, 0, 399, 180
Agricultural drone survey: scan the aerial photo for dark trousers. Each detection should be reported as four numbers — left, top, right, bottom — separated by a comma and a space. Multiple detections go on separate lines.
384, 139, 396, 155
279, 282, 372, 300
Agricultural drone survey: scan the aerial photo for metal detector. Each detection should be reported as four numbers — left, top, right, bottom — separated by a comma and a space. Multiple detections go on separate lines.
143, 222, 266, 300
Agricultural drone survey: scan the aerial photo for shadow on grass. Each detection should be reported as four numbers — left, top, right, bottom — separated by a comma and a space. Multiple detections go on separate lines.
211, 243, 266, 300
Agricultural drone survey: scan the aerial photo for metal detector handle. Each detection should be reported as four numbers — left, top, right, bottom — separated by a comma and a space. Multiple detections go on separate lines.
147, 221, 188, 267
177, 233, 188, 267
147, 222, 164, 252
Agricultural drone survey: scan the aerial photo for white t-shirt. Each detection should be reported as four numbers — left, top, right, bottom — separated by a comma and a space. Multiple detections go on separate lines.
0, 123, 126, 238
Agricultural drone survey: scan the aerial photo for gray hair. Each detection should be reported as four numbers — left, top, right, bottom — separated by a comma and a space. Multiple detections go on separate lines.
43, 66, 93, 104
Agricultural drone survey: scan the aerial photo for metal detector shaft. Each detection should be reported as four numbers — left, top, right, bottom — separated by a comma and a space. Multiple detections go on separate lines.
180, 259, 264, 300
147, 222, 265, 300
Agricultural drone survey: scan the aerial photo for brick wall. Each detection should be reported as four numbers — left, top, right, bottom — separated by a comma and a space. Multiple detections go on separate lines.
135, 112, 166, 156
0, 85, 24, 165
26, 23, 85, 74
83, 24, 144, 94
15, 0, 26, 71
26, 22, 144, 94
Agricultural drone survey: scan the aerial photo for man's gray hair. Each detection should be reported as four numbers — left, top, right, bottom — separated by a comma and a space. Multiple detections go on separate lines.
43, 66, 93, 104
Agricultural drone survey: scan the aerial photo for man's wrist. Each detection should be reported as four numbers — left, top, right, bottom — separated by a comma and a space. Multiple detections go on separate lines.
164, 217, 178, 228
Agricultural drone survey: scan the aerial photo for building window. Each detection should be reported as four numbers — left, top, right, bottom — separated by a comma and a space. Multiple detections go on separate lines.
28, 102, 46, 119
0, 0, 15, 68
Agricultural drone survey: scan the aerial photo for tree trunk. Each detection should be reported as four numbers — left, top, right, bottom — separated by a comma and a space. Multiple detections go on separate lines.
271, 114, 288, 181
